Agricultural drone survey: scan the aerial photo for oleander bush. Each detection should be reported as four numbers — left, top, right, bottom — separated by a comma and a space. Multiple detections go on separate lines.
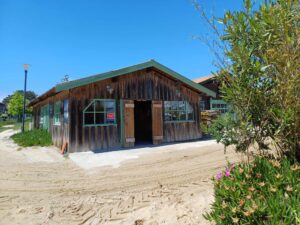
204, 157, 300, 224
11, 129, 52, 147
195, 0, 300, 161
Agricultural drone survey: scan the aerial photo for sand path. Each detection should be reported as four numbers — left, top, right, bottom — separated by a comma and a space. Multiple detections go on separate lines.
0, 129, 241, 225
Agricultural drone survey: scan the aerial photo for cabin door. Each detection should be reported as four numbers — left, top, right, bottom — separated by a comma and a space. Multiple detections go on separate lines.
134, 100, 152, 144
121, 100, 135, 147
152, 101, 163, 145
40, 104, 50, 131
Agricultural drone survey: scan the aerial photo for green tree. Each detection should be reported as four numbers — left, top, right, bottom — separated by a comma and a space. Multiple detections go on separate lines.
196, 0, 300, 160
7, 92, 32, 120
2, 90, 37, 106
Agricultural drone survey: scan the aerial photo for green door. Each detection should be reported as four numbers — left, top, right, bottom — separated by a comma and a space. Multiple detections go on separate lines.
40, 104, 50, 131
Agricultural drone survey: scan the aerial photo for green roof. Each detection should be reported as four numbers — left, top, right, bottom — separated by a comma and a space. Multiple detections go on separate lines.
56, 60, 216, 97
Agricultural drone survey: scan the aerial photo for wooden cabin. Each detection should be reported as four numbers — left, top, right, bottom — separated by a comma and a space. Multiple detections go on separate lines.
29, 60, 216, 153
193, 75, 228, 114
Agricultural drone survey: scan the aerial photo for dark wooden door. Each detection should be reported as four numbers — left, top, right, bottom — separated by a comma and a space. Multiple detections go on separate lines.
122, 100, 135, 147
152, 101, 163, 145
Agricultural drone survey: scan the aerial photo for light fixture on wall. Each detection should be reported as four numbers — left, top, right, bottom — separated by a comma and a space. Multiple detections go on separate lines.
106, 85, 114, 94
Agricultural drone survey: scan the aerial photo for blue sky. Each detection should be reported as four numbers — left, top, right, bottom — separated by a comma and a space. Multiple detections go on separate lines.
0, 0, 246, 100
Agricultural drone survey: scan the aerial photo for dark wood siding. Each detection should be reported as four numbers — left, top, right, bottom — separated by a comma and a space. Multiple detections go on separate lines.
32, 91, 70, 150
67, 68, 201, 152
32, 68, 202, 153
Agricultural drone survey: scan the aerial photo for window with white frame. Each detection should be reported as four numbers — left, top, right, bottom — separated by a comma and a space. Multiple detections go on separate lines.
164, 101, 194, 122
54, 101, 61, 125
83, 99, 116, 126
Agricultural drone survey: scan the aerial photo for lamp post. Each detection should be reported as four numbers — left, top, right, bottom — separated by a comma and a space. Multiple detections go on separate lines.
22, 64, 30, 133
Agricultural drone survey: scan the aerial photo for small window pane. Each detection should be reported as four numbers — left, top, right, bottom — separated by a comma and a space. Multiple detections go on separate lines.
164, 101, 171, 110
95, 101, 104, 112
164, 112, 172, 121
84, 113, 94, 125
171, 101, 178, 110
179, 112, 186, 120
95, 113, 104, 124
105, 101, 115, 112
178, 101, 185, 110
187, 112, 194, 120
170, 111, 180, 121
186, 103, 193, 112
85, 103, 94, 112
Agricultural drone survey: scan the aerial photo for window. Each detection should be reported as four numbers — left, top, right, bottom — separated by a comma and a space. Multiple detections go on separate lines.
63, 99, 69, 123
54, 101, 61, 125
83, 99, 116, 126
200, 100, 205, 111
164, 101, 194, 122
39, 112, 44, 125
211, 100, 228, 114
40, 104, 49, 130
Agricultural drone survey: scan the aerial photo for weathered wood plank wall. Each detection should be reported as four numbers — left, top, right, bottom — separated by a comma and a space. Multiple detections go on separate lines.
67, 68, 201, 152
32, 68, 202, 153
32, 91, 70, 149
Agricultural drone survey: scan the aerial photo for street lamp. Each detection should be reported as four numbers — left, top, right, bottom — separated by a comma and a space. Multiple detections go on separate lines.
22, 64, 30, 132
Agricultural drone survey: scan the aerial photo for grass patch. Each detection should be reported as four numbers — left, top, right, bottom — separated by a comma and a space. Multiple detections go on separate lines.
204, 157, 300, 224
0, 119, 31, 132
0, 120, 16, 132
13, 120, 30, 131
11, 129, 52, 147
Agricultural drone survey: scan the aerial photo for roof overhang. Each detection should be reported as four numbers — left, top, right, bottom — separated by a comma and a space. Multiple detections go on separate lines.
56, 60, 216, 97
30, 60, 216, 107
28, 87, 57, 107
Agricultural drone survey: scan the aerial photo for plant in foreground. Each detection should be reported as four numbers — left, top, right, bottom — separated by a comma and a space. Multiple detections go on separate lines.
204, 157, 300, 224
11, 129, 52, 147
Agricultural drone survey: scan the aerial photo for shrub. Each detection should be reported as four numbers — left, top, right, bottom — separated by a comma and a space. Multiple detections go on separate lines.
204, 157, 300, 224
209, 113, 239, 149
195, 0, 300, 160
11, 129, 52, 147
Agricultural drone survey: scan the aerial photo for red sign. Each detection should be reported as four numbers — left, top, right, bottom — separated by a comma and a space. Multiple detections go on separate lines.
107, 112, 115, 120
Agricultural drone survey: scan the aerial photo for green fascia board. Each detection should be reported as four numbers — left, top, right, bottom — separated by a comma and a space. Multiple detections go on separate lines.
151, 60, 216, 97
56, 60, 216, 98
211, 99, 227, 104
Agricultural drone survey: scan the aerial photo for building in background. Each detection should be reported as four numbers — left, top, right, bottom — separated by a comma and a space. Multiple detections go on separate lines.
193, 75, 228, 114
0, 103, 6, 113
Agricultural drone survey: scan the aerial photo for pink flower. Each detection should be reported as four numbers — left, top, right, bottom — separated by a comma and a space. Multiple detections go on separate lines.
216, 172, 223, 180
225, 169, 231, 177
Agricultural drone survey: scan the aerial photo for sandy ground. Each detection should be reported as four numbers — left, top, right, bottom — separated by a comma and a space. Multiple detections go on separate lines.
0, 129, 242, 225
